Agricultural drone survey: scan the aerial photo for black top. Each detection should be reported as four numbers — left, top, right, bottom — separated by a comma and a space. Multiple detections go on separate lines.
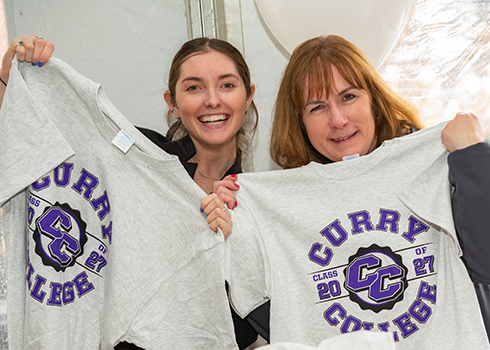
448, 140, 490, 284
447, 140, 490, 342
136, 127, 243, 178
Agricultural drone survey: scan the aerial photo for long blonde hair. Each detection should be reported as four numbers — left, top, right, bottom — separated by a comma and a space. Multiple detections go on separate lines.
271, 35, 423, 169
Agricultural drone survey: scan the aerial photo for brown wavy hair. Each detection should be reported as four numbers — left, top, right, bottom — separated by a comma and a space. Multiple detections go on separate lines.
270, 35, 424, 169
165, 38, 258, 162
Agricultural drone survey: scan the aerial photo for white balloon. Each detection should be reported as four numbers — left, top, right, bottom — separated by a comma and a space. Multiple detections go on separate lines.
255, 0, 415, 69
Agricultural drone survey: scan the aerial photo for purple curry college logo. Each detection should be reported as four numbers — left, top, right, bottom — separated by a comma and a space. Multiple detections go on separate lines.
33, 202, 88, 272
343, 244, 408, 313
26, 163, 111, 307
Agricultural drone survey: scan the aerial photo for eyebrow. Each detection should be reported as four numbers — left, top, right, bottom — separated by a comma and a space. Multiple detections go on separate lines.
180, 73, 240, 84
303, 86, 358, 110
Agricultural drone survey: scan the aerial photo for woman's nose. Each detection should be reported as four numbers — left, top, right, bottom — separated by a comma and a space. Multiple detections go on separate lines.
328, 105, 348, 128
204, 89, 221, 108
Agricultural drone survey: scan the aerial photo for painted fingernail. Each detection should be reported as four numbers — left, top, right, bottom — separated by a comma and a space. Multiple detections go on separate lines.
37, 61, 44, 67
232, 174, 237, 177
235, 201, 238, 208
234, 183, 240, 188
19, 41, 23, 46
200, 207, 204, 213
31, 62, 36, 66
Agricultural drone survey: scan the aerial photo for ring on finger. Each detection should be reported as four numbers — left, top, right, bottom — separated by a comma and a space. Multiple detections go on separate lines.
222, 208, 227, 212
32, 35, 43, 43
18, 41, 24, 46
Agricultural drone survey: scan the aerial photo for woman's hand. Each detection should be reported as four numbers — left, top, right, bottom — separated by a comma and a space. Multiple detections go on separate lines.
1, 34, 55, 84
441, 112, 485, 152
213, 174, 240, 210
201, 193, 233, 239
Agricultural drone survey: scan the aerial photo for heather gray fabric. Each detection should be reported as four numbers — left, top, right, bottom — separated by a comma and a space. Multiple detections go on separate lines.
226, 123, 489, 349
260, 330, 395, 350
0, 58, 237, 350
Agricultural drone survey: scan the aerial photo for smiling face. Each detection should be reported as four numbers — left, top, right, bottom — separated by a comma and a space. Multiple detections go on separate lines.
301, 65, 376, 162
165, 50, 254, 151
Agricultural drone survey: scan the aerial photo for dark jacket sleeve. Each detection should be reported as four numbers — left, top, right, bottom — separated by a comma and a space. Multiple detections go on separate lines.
246, 301, 270, 342
448, 140, 490, 284
231, 307, 261, 348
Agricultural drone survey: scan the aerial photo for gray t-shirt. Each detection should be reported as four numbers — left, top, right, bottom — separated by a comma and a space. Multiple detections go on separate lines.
227, 123, 489, 349
0, 58, 237, 350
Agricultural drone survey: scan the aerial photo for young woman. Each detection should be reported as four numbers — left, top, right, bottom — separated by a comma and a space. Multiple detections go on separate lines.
0, 35, 264, 349
213, 35, 490, 346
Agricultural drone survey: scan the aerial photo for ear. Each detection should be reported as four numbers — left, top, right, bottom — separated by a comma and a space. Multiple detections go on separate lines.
164, 90, 179, 116
247, 83, 256, 109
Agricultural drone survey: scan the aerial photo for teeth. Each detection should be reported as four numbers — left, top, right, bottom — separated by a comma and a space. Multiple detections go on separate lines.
334, 135, 350, 141
333, 132, 355, 142
206, 120, 226, 126
199, 114, 228, 123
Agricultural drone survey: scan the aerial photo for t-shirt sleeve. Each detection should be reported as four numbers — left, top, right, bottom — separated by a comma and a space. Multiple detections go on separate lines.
0, 60, 74, 206
398, 150, 459, 252
226, 203, 271, 318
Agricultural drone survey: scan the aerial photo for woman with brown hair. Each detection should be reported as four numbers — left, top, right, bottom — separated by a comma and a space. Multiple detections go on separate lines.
216, 35, 490, 347
270, 34, 424, 169
133, 37, 264, 350
268, 34, 489, 288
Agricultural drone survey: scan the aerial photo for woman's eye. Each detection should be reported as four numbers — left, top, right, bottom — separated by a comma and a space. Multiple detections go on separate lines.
343, 93, 355, 101
310, 104, 324, 113
222, 82, 235, 89
186, 85, 199, 92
